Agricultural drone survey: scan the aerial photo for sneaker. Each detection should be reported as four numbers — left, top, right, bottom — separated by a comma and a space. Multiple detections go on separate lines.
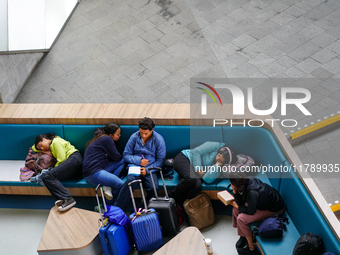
55, 200, 63, 207
236, 236, 247, 248
58, 198, 76, 212
103, 186, 113, 200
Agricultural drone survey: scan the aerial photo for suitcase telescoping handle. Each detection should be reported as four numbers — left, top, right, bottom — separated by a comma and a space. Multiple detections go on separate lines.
148, 167, 169, 199
128, 179, 148, 213
95, 184, 107, 225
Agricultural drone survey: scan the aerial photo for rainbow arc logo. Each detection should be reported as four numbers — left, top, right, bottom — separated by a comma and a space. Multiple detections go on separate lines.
196, 82, 222, 115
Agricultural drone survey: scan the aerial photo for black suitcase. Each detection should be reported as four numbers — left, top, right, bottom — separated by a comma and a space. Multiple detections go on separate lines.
148, 167, 180, 236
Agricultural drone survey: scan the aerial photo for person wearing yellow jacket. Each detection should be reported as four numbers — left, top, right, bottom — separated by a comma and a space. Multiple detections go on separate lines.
33, 133, 83, 211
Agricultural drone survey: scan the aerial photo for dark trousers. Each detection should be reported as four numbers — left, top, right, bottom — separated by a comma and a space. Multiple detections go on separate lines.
170, 152, 202, 207
42, 151, 83, 201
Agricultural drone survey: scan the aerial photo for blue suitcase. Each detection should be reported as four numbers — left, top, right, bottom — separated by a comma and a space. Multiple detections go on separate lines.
95, 185, 131, 255
128, 179, 163, 252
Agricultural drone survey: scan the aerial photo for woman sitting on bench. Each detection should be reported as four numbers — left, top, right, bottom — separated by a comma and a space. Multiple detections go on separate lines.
229, 172, 285, 255
83, 122, 129, 210
169, 141, 237, 208
33, 133, 83, 211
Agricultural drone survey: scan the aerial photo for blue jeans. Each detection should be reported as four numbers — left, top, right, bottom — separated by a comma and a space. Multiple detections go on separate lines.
86, 159, 129, 210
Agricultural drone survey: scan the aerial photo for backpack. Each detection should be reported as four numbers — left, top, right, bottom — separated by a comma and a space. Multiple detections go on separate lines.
103, 205, 128, 226
293, 232, 324, 255
25, 147, 57, 174
253, 215, 288, 238
162, 158, 174, 179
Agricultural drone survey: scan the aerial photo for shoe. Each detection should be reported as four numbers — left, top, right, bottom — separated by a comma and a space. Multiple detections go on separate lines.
236, 236, 247, 248
58, 198, 76, 212
55, 200, 63, 207
103, 186, 113, 200
94, 204, 105, 213
237, 244, 260, 255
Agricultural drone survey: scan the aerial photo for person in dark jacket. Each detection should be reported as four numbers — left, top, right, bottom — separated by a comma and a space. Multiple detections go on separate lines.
229, 172, 285, 255
83, 122, 128, 210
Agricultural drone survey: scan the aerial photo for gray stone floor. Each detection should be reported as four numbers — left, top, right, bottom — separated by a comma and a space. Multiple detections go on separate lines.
15, 0, 340, 205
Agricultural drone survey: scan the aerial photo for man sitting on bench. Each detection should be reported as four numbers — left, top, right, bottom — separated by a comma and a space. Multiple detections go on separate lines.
123, 117, 166, 204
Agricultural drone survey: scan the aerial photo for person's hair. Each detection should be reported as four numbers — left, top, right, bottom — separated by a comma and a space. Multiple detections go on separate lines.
229, 172, 249, 193
218, 146, 237, 165
85, 122, 120, 149
34, 133, 55, 148
139, 117, 155, 131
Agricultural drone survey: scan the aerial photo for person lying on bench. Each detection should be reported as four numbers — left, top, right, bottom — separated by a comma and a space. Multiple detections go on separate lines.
169, 141, 237, 208
229, 172, 285, 255
33, 133, 83, 211
83, 122, 129, 210
123, 117, 166, 203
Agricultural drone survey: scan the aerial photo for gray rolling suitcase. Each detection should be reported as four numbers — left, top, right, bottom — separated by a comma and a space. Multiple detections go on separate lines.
148, 167, 180, 236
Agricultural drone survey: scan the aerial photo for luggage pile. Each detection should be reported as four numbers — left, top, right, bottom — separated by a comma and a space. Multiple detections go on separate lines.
95, 168, 217, 254
95, 167, 182, 255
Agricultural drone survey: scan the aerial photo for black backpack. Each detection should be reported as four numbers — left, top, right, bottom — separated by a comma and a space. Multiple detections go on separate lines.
293, 232, 324, 255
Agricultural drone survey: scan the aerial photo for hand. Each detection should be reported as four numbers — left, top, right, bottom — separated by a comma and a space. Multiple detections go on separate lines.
140, 159, 149, 166
196, 171, 205, 178
230, 201, 239, 209
140, 168, 147, 176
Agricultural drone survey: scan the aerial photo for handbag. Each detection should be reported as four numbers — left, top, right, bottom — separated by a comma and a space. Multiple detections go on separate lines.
20, 167, 36, 181
253, 214, 288, 238
103, 205, 128, 226
183, 193, 215, 229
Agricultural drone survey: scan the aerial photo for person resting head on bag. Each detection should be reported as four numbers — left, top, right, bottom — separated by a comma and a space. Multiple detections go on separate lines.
168, 141, 237, 208
20, 147, 57, 181
24, 147, 57, 173
33, 132, 83, 212
201, 146, 238, 183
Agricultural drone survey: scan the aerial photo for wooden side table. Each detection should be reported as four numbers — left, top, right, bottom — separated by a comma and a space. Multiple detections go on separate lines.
38, 206, 101, 255
153, 226, 218, 255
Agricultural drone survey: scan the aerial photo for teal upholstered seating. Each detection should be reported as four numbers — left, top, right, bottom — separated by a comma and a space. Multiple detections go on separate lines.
0, 124, 339, 255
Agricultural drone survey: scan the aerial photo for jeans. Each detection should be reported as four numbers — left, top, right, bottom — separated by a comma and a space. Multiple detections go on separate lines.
42, 151, 83, 201
105, 159, 125, 177
86, 159, 129, 210
169, 152, 202, 208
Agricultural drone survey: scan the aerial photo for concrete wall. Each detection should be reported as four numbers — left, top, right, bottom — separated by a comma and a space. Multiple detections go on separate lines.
0, 53, 44, 103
